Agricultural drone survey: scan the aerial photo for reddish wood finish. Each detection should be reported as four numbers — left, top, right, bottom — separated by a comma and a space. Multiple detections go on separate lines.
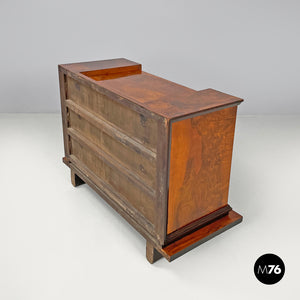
162, 210, 242, 261
81, 64, 141, 81
61, 58, 141, 74
165, 205, 232, 244
60, 58, 243, 119
167, 106, 237, 234
98, 73, 242, 119
58, 58, 243, 263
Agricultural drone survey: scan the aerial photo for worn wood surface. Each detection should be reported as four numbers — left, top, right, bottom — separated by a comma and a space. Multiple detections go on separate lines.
63, 156, 158, 246
58, 58, 243, 263
67, 76, 158, 152
60, 59, 243, 119
71, 138, 155, 223
146, 240, 163, 264
167, 106, 237, 234
64, 75, 158, 227
65, 99, 156, 160
68, 109, 156, 190
58, 72, 70, 157
99, 74, 243, 119
154, 117, 169, 244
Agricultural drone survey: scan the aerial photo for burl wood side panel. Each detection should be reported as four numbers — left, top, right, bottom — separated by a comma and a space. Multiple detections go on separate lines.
167, 107, 237, 234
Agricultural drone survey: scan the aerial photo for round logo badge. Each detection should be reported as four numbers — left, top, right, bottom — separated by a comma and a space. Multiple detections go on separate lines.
254, 253, 285, 285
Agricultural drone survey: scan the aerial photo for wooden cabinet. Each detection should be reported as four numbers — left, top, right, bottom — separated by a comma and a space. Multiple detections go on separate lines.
58, 58, 243, 263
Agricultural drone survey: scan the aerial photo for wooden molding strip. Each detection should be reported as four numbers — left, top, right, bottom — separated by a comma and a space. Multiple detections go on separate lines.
67, 127, 156, 198
65, 155, 156, 240
65, 99, 156, 161
161, 210, 243, 261
165, 205, 232, 245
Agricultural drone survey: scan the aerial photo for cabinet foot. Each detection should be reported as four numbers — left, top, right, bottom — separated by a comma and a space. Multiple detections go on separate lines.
71, 170, 85, 187
146, 240, 162, 264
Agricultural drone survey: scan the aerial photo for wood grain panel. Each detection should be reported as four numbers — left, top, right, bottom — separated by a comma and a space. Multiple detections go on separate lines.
65, 99, 156, 160
167, 107, 237, 234
69, 110, 156, 189
60, 58, 140, 74
67, 77, 158, 151
65, 155, 157, 242
81, 64, 141, 81
59, 59, 243, 262
98, 72, 243, 119
71, 139, 155, 224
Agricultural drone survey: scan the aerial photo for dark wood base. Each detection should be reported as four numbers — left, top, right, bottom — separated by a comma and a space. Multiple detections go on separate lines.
146, 241, 163, 264
148, 210, 242, 263
64, 157, 242, 264
70, 169, 85, 187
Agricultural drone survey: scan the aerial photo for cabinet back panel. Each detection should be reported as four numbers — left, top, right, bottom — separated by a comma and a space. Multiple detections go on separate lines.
71, 139, 155, 224
69, 110, 156, 190
67, 77, 158, 152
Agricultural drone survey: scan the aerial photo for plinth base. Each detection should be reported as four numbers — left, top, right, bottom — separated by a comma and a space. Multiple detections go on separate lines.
146, 210, 242, 263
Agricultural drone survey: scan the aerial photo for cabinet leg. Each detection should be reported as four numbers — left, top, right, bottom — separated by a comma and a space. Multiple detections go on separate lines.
71, 170, 85, 187
146, 240, 162, 264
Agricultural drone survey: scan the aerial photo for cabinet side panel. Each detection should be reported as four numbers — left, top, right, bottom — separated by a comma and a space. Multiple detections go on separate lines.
167, 106, 237, 234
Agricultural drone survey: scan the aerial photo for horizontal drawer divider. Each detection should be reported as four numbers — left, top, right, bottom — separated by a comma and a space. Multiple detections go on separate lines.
65, 99, 156, 161
68, 155, 155, 234
67, 127, 156, 198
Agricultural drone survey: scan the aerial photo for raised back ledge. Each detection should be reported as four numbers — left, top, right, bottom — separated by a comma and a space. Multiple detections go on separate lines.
59, 58, 243, 120
59, 58, 141, 75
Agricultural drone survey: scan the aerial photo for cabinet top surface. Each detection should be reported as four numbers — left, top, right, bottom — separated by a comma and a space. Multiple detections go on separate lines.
59, 58, 243, 119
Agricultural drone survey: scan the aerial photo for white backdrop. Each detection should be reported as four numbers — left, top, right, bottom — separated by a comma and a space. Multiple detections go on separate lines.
1, 0, 299, 114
